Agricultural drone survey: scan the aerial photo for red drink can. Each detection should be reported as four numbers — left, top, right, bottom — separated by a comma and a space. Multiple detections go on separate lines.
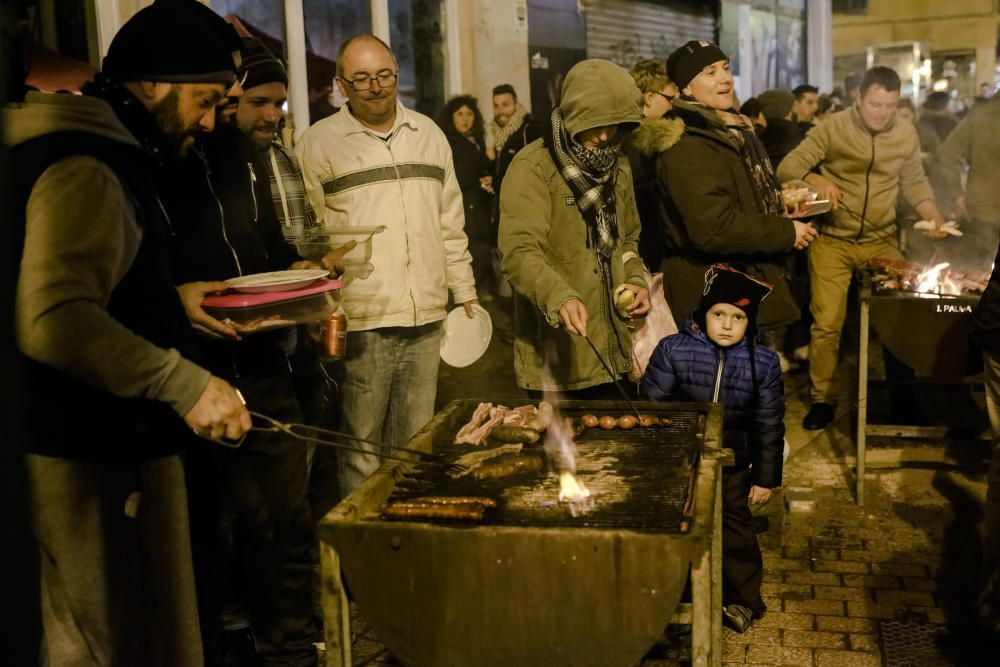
323, 311, 347, 358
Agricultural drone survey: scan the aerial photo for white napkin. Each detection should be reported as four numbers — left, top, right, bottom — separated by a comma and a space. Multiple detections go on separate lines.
913, 220, 963, 237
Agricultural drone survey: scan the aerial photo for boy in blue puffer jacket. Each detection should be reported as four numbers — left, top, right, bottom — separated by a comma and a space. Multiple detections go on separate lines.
642, 264, 784, 634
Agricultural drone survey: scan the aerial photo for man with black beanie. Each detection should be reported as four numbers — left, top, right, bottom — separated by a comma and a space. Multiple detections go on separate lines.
4, 0, 250, 664
159, 30, 328, 667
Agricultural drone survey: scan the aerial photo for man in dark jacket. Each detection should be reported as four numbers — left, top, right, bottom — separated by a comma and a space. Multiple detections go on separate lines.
757, 89, 805, 169
490, 83, 542, 221
5, 1, 251, 663
160, 59, 323, 667
626, 59, 679, 270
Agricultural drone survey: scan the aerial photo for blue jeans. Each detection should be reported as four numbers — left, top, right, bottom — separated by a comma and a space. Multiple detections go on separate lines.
336, 322, 444, 495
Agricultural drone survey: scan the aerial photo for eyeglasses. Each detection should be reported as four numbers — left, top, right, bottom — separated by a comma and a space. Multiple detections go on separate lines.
651, 91, 675, 103
340, 72, 398, 91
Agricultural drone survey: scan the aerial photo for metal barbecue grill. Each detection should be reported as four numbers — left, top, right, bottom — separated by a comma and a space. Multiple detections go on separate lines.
317, 399, 728, 667
855, 268, 984, 503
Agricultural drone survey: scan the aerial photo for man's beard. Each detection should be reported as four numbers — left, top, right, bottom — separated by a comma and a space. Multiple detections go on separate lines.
152, 87, 203, 159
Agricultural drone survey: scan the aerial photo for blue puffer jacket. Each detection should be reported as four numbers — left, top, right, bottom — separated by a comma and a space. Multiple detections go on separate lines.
641, 320, 785, 488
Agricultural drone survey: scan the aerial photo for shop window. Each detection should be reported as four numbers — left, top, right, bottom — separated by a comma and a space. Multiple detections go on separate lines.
389, 0, 444, 117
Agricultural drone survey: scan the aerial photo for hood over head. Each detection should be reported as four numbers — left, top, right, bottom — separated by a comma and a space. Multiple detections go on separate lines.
2, 91, 138, 150
559, 59, 643, 138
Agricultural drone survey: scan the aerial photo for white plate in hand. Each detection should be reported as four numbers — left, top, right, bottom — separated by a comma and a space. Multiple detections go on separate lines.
440, 305, 492, 368
226, 269, 329, 293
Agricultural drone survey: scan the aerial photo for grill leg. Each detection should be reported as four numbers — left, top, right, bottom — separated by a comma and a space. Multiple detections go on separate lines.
857, 296, 870, 505
320, 539, 352, 667
690, 461, 722, 667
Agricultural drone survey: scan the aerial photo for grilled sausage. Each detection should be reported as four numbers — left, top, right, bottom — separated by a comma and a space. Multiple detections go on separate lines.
490, 425, 541, 444
581, 414, 599, 428
617, 415, 638, 430
599, 415, 617, 430
405, 496, 497, 508
383, 502, 485, 521
471, 454, 545, 480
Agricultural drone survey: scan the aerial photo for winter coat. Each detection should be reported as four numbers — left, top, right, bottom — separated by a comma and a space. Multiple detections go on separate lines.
641, 321, 785, 488
937, 98, 1000, 224
626, 115, 684, 270
446, 132, 493, 242
4, 90, 209, 461
634, 109, 799, 331
777, 105, 933, 243
758, 118, 805, 171
296, 101, 477, 331
499, 64, 646, 391
975, 243, 1000, 351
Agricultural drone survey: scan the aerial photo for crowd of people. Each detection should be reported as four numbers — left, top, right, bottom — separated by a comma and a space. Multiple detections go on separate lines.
10, 0, 1000, 662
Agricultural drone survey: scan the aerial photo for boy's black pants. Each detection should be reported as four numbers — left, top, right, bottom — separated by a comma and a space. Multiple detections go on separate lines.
722, 468, 766, 612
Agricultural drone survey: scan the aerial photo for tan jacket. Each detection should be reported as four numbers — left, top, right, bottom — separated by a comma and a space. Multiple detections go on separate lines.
777, 106, 933, 243
296, 102, 476, 331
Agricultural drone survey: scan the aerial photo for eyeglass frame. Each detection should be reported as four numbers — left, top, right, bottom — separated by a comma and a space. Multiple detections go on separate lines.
338, 70, 399, 92
650, 90, 675, 103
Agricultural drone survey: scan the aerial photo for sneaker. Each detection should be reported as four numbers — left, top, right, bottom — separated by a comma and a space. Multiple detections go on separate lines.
802, 402, 835, 430
722, 604, 754, 633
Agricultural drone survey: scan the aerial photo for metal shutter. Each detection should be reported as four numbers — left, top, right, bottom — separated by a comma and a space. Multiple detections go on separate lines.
582, 0, 717, 67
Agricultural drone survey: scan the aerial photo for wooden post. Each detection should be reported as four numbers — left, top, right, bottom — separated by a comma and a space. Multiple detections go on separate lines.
319, 538, 352, 667
857, 290, 870, 505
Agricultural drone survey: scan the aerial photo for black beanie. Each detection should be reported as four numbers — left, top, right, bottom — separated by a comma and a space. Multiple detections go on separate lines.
103, 0, 239, 84
695, 264, 772, 331
240, 38, 288, 91
666, 40, 729, 92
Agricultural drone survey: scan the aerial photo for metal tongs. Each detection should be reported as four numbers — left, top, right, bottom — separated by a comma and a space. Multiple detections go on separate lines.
210, 410, 468, 476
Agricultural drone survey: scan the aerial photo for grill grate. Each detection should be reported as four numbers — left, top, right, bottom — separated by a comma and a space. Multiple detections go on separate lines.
378, 405, 705, 533
879, 620, 947, 667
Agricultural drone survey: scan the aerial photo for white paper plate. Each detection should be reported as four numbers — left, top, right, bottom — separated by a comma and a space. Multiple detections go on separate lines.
440, 304, 492, 368
227, 269, 329, 294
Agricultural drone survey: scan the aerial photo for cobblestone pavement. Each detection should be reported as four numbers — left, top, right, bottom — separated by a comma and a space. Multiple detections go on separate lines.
333, 297, 996, 666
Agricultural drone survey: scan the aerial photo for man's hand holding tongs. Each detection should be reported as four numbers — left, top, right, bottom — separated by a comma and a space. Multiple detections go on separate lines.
184, 377, 252, 442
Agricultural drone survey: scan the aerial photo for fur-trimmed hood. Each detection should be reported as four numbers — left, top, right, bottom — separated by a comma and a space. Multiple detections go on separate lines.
631, 115, 686, 157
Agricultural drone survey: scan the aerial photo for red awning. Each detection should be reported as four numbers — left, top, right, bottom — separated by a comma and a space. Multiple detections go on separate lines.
25, 42, 97, 94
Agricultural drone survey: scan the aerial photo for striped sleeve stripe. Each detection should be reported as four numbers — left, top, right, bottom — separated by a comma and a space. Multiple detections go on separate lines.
322, 163, 445, 196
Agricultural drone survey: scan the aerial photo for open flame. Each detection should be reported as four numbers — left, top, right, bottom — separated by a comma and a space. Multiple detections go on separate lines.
542, 368, 595, 516
915, 262, 961, 297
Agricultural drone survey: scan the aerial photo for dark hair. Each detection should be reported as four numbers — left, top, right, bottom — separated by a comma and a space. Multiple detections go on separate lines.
925, 91, 950, 111
492, 83, 517, 100
860, 66, 901, 96
336, 33, 396, 78
739, 96, 761, 119
896, 97, 915, 113
844, 72, 863, 92
792, 84, 818, 99
436, 95, 486, 148
817, 94, 834, 115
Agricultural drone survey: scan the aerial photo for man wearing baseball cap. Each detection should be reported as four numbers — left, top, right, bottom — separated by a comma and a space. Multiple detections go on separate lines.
4, 0, 248, 664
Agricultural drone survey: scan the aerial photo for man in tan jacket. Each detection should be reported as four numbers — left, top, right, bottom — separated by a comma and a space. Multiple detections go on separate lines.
777, 66, 948, 430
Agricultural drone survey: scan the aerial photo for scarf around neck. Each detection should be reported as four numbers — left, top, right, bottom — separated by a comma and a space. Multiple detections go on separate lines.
546, 106, 621, 258
676, 98, 784, 216
491, 104, 527, 151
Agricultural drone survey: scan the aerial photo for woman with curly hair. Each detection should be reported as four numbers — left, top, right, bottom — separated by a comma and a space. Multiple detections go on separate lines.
437, 95, 496, 299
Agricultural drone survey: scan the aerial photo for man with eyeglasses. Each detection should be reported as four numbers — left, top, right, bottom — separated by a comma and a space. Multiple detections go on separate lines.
296, 34, 477, 496
626, 58, 681, 270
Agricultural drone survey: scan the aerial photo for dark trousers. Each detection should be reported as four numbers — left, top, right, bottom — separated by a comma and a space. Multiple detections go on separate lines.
190, 373, 316, 667
722, 468, 765, 611
982, 349, 1000, 616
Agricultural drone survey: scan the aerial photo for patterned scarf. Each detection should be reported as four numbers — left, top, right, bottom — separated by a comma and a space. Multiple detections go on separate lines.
676, 98, 784, 216
491, 103, 527, 151
546, 107, 620, 258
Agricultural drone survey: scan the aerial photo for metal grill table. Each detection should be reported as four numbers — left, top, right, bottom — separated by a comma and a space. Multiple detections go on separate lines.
855, 271, 983, 504
317, 399, 728, 667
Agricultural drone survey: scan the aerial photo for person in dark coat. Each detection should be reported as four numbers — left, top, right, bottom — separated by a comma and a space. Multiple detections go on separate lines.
654, 41, 817, 332
437, 95, 496, 298
642, 264, 784, 634
756, 89, 805, 169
